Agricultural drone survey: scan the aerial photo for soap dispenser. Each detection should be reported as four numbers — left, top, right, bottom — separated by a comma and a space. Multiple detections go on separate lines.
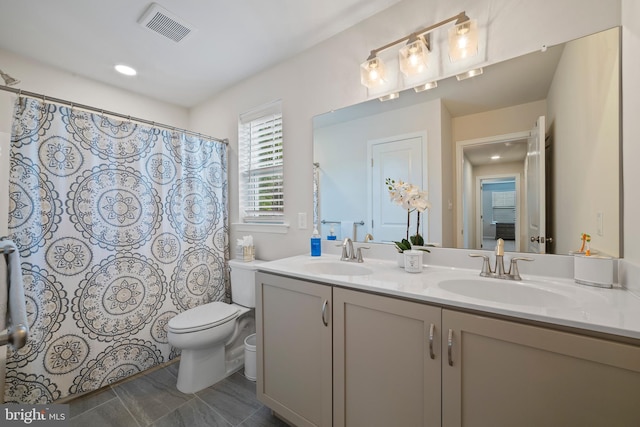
311, 226, 321, 256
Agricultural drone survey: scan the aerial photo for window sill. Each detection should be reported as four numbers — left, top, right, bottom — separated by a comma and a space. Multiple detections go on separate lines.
232, 222, 290, 234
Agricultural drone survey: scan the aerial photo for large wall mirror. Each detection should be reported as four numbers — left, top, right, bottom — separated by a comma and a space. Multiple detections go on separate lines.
313, 27, 621, 257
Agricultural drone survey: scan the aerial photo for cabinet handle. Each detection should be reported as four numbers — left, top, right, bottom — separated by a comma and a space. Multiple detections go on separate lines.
321, 300, 329, 326
447, 329, 454, 366
428, 323, 435, 360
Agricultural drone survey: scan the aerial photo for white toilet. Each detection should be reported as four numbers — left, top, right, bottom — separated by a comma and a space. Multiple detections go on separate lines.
168, 259, 262, 393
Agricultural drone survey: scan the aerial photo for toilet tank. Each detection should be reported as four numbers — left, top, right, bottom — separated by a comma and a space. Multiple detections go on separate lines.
229, 259, 264, 308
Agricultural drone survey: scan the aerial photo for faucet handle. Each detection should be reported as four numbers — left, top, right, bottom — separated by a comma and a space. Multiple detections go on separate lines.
469, 254, 493, 277
355, 246, 370, 263
508, 257, 534, 280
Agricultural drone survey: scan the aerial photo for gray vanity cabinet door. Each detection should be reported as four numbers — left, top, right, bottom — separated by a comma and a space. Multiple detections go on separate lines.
333, 287, 442, 427
256, 273, 333, 427
442, 309, 640, 427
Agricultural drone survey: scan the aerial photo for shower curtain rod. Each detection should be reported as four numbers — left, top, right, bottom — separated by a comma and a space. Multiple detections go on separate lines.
0, 84, 228, 145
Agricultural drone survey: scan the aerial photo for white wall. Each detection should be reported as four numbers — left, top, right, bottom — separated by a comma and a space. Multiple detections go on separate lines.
622, 0, 640, 266
439, 101, 454, 248
189, 0, 621, 261
546, 28, 620, 257
462, 154, 475, 248
452, 100, 547, 143
0, 49, 188, 133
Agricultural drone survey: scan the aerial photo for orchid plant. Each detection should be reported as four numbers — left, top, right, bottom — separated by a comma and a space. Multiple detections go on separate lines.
386, 178, 432, 253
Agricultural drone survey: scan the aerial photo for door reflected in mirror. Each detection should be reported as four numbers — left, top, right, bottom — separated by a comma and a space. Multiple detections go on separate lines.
313, 27, 621, 257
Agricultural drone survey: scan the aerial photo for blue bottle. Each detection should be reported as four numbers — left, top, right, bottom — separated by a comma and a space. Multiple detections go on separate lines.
311, 228, 321, 256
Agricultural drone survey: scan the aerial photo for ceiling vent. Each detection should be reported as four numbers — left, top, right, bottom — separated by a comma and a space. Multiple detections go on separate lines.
138, 3, 196, 43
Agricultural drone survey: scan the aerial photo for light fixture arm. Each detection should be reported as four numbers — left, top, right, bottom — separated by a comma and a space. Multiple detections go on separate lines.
368, 11, 468, 58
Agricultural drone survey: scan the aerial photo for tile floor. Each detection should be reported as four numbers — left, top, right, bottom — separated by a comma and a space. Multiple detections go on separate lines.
68, 362, 289, 427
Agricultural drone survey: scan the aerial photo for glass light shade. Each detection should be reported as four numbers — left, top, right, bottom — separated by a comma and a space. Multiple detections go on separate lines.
448, 19, 478, 62
399, 38, 429, 77
360, 57, 387, 88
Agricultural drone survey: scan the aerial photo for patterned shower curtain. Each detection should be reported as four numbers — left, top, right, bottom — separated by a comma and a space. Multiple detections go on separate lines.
4, 97, 229, 404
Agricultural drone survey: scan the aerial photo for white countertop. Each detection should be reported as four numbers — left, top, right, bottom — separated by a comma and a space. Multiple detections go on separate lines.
257, 254, 640, 341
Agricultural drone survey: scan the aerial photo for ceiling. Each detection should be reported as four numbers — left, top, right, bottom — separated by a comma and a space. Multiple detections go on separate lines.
0, 0, 401, 108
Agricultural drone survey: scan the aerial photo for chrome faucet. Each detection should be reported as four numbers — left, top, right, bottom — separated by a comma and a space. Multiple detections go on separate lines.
339, 237, 369, 263
340, 237, 355, 261
469, 238, 533, 280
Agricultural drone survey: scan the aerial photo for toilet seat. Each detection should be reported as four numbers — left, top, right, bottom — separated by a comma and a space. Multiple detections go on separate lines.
168, 302, 240, 334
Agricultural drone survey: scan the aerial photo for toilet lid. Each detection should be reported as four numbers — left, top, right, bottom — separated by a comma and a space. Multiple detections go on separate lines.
168, 302, 240, 332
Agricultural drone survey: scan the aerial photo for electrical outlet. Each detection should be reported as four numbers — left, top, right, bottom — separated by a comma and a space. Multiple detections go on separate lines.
596, 212, 603, 236
298, 212, 307, 229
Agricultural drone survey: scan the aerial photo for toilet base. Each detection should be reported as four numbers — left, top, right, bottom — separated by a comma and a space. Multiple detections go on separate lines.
176, 344, 226, 393
175, 342, 246, 393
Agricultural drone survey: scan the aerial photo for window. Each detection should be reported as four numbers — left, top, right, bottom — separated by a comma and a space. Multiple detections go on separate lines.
238, 101, 284, 222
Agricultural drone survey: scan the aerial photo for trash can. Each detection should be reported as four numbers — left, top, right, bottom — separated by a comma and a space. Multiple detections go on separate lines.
244, 333, 256, 381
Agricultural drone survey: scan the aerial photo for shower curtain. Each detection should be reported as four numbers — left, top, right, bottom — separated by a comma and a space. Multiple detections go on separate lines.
3, 97, 229, 403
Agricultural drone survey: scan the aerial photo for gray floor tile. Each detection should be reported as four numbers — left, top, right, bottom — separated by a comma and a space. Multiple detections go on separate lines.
239, 406, 292, 427
113, 365, 194, 425
150, 398, 232, 427
68, 387, 117, 418
196, 372, 262, 425
70, 396, 140, 427
165, 361, 179, 378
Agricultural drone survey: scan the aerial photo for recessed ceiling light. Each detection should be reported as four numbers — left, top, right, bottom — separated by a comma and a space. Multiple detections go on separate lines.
115, 64, 137, 76
491, 155, 501, 160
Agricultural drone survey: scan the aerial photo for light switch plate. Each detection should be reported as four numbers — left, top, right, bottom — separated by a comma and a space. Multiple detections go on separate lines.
298, 212, 307, 229
596, 212, 603, 236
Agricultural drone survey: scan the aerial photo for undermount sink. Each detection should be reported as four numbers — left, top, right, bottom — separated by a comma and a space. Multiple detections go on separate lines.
438, 278, 571, 307
303, 261, 373, 276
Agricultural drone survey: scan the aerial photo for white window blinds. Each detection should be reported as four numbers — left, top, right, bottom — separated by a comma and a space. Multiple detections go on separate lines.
239, 101, 284, 222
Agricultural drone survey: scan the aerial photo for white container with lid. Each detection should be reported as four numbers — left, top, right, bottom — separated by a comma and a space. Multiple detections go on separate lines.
404, 250, 423, 273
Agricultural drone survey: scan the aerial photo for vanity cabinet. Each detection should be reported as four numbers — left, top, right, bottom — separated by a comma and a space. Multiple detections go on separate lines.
256, 272, 333, 427
442, 310, 640, 427
257, 272, 640, 427
333, 287, 441, 427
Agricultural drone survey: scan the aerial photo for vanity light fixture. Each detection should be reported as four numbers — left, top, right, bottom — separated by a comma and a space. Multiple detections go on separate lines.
456, 67, 483, 81
491, 155, 501, 160
361, 11, 479, 89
